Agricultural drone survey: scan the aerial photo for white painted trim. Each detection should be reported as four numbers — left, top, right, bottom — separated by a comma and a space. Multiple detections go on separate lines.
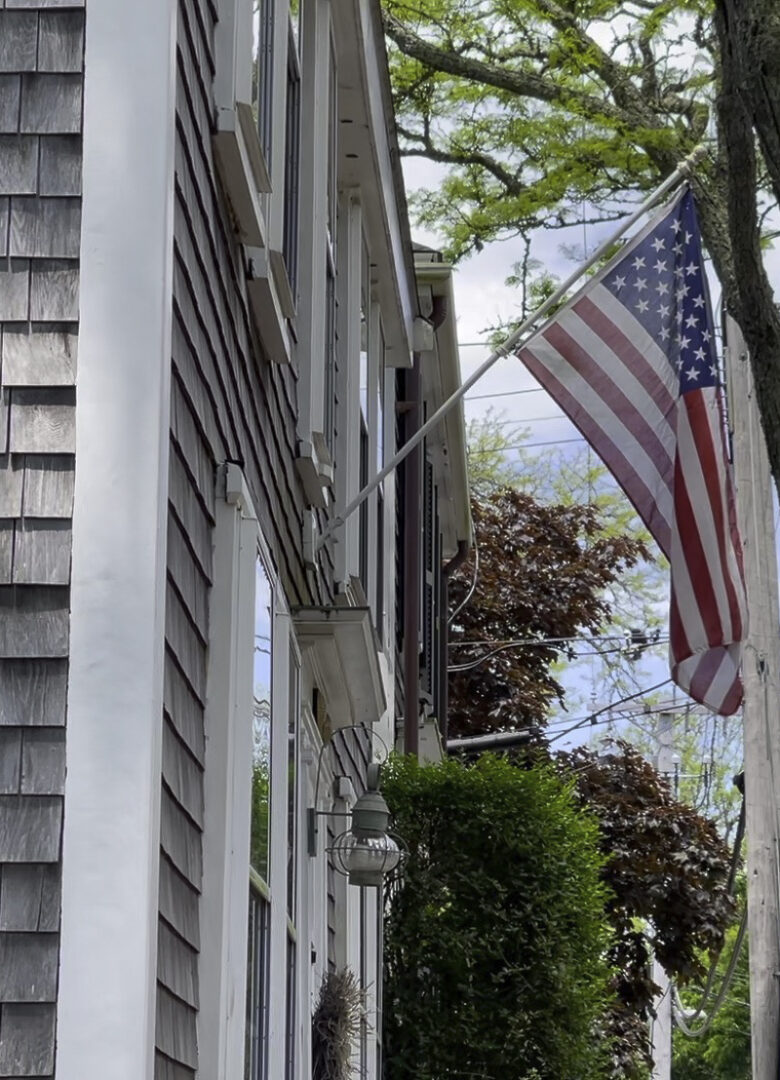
198, 469, 258, 1080
57, 2, 177, 1077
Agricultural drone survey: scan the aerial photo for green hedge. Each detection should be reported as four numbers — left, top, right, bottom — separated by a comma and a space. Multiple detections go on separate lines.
382, 754, 614, 1079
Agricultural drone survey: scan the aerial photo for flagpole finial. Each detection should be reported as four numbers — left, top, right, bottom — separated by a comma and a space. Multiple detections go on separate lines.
679, 144, 707, 178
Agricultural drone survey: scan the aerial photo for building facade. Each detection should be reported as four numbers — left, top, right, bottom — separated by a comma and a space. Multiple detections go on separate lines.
0, 2, 468, 1078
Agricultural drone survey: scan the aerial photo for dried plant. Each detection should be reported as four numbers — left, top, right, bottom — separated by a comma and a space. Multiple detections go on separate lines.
311, 968, 366, 1080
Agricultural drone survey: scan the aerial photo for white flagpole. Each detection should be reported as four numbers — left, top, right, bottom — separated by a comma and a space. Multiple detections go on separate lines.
315, 144, 707, 552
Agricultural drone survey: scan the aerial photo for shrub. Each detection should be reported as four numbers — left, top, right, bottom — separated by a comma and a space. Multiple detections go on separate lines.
382, 754, 614, 1079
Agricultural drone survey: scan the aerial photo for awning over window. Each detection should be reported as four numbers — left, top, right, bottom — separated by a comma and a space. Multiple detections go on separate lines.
292, 606, 386, 729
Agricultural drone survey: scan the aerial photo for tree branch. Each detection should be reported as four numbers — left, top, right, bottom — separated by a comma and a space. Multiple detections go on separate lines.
383, 10, 630, 125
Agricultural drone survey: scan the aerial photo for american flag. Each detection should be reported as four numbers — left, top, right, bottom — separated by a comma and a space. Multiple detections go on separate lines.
517, 187, 746, 715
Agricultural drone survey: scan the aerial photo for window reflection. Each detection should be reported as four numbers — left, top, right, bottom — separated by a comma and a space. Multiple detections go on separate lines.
251, 555, 273, 883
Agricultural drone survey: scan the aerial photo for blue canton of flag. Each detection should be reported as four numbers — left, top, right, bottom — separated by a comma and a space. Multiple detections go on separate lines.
518, 187, 746, 715
605, 194, 719, 393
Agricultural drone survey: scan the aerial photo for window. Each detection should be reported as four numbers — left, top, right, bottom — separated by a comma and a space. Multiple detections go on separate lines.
282, 20, 301, 301
252, 0, 274, 170
246, 554, 273, 1080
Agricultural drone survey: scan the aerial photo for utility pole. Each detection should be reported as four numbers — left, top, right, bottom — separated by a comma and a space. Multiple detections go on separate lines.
651, 712, 674, 1080
726, 315, 780, 1080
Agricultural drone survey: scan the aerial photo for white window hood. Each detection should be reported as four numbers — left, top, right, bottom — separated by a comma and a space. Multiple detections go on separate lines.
292, 606, 386, 728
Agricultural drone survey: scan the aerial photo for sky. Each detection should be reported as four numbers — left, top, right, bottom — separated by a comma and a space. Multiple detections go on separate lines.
401, 155, 780, 751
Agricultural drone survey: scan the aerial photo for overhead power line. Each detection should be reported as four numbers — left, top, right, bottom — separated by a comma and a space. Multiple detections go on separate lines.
468, 436, 586, 454
464, 387, 545, 401
546, 679, 674, 745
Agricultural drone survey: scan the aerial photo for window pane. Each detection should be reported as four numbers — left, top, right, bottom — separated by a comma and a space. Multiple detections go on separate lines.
245, 884, 271, 1080
252, 0, 274, 167
286, 647, 298, 919
359, 308, 369, 423
285, 936, 297, 1080
359, 420, 369, 593
251, 556, 272, 882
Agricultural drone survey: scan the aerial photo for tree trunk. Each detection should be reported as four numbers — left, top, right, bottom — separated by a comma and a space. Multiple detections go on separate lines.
717, 0, 780, 209
713, 1, 780, 503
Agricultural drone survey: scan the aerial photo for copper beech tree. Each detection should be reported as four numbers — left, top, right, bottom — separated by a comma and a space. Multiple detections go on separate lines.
447, 486, 648, 738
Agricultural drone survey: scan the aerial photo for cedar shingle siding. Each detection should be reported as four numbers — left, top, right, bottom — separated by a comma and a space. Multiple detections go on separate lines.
159, 1, 379, 1072
0, 3, 83, 1076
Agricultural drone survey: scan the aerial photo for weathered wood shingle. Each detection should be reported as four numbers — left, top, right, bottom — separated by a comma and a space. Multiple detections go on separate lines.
22, 455, 75, 518
0, 12, 38, 73
0, 865, 61, 932
9, 197, 82, 259
20, 73, 82, 135
39, 135, 81, 196
8, 388, 76, 454
2, 326, 77, 387
0, 933, 58, 1001
0, 1003, 56, 1075
37, 11, 84, 74
0, 458, 24, 518
0, 587, 69, 658
0, 137, 38, 196
0, 798, 62, 863
0, 660, 68, 727
13, 521, 72, 585
0, 77, 22, 134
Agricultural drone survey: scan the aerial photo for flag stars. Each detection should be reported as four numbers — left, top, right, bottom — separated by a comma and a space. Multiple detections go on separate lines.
673, 242, 683, 256
635, 298, 650, 313
702, 329, 712, 343
694, 346, 707, 362
680, 334, 691, 350
658, 303, 670, 318
685, 261, 699, 277
685, 366, 700, 382
656, 281, 669, 295
653, 259, 668, 274
693, 295, 705, 308
685, 314, 699, 329
632, 256, 646, 270
634, 277, 647, 291
672, 218, 682, 233
612, 274, 626, 290
651, 236, 666, 252
660, 326, 671, 341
